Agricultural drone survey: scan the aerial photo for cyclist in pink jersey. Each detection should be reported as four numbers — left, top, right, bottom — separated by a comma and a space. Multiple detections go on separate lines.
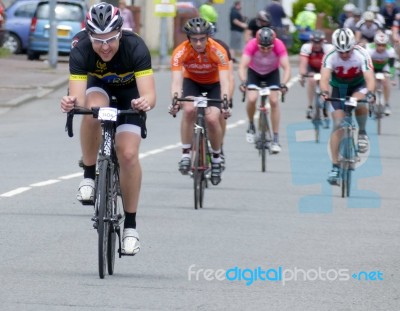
239, 27, 290, 153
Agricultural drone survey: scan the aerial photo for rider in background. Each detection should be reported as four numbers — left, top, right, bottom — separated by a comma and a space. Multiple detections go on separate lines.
169, 18, 230, 185
343, 8, 362, 34
245, 10, 271, 42
366, 32, 396, 116
239, 27, 290, 154
380, 0, 400, 30
60, 2, 156, 255
355, 11, 384, 47
298, 30, 334, 121
338, 3, 356, 28
320, 28, 375, 186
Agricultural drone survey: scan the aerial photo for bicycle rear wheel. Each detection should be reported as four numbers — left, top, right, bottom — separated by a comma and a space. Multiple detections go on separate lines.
259, 111, 267, 172
96, 159, 110, 279
193, 129, 205, 210
376, 98, 382, 136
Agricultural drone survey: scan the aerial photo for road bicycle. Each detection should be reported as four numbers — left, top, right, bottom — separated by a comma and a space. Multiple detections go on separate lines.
302, 73, 329, 143
372, 72, 385, 135
171, 94, 226, 209
324, 97, 367, 198
246, 83, 283, 172
65, 103, 143, 278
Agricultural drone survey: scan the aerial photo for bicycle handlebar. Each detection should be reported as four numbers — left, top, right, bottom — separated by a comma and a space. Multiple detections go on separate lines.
170, 94, 228, 118
243, 86, 286, 103
323, 97, 368, 103
65, 106, 140, 138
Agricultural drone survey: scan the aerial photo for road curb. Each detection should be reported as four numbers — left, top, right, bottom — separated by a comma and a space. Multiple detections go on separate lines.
2, 76, 69, 108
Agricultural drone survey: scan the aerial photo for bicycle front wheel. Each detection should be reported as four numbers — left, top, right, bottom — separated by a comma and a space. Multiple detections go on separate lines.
107, 164, 120, 275
259, 111, 268, 172
96, 159, 110, 279
193, 129, 205, 210
313, 99, 322, 143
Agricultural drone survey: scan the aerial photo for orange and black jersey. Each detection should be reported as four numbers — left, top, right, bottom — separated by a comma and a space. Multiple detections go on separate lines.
69, 30, 153, 88
171, 38, 230, 84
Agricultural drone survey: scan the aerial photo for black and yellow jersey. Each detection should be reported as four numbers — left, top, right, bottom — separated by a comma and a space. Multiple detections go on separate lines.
69, 30, 153, 88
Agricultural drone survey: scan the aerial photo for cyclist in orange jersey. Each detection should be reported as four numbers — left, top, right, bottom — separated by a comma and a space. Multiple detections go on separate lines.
169, 17, 230, 186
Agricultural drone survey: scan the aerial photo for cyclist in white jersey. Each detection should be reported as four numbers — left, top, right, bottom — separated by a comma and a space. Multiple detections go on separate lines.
366, 32, 396, 115
320, 28, 376, 186
355, 11, 384, 46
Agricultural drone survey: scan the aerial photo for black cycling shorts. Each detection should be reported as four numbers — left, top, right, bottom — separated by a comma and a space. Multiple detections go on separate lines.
330, 83, 366, 111
247, 68, 281, 87
182, 78, 222, 108
87, 76, 147, 138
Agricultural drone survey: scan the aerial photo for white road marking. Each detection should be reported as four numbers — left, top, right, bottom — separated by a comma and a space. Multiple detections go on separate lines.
0, 119, 247, 198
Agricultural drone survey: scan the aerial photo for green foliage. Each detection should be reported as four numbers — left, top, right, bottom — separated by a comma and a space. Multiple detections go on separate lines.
287, 31, 302, 55
0, 47, 11, 58
292, 0, 347, 28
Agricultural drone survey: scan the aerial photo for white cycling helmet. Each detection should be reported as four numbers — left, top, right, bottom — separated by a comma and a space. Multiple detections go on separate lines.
374, 32, 389, 45
363, 11, 375, 21
343, 3, 356, 12
332, 28, 355, 52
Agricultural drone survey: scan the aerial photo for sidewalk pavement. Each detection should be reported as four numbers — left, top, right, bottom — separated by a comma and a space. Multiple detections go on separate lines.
0, 55, 69, 108
0, 54, 299, 109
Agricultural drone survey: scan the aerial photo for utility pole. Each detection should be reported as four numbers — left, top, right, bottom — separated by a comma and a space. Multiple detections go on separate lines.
48, 0, 58, 68
159, 17, 168, 67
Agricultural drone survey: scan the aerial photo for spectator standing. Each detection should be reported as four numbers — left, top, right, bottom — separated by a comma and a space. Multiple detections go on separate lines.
265, 0, 287, 42
229, 1, 247, 63
199, 1, 218, 31
295, 2, 317, 44
381, 0, 400, 30
119, 0, 136, 32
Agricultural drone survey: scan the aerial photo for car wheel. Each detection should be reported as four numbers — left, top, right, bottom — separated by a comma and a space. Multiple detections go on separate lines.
27, 50, 40, 61
3, 33, 22, 54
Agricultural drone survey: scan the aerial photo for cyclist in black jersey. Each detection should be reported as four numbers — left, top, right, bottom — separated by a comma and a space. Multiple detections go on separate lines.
60, 2, 156, 256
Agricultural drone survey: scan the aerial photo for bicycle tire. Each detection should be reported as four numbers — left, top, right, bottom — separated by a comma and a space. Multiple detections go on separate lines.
259, 111, 267, 172
193, 129, 202, 210
96, 159, 109, 279
107, 165, 119, 275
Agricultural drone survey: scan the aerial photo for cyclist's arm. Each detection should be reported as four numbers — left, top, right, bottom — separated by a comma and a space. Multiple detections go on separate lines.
299, 54, 309, 76
319, 67, 331, 94
219, 69, 230, 100
228, 60, 235, 99
62, 79, 87, 112
354, 30, 362, 44
171, 70, 183, 98
363, 69, 375, 94
279, 55, 291, 85
136, 74, 156, 110
238, 54, 251, 84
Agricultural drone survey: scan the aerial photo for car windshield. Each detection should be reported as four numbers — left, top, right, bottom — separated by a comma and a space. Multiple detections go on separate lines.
36, 3, 83, 21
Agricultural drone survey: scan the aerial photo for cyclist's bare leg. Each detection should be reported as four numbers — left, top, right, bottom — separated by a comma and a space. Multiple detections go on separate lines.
352, 92, 369, 133
206, 107, 223, 152
115, 132, 141, 214
269, 91, 280, 134
330, 110, 345, 164
219, 113, 226, 139
307, 78, 316, 108
80, 91, 107, 166
180, 101, 196, 145
246, 90, 258, 122
383, 77, 390, 104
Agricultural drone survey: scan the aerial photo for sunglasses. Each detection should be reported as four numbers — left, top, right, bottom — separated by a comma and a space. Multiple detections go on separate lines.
258, 44, 274, 50
189, 36, 208, 44
89, 32, 121, 46
376, 43, 387, 47
339, 50, 352, 55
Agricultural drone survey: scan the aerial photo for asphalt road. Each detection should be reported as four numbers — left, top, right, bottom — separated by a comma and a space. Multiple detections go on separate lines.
0, 69, 399, 310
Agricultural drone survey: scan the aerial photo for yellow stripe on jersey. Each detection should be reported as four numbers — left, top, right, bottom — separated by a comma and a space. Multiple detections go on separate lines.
70, 74, 87, 81
135, 69, 153, 78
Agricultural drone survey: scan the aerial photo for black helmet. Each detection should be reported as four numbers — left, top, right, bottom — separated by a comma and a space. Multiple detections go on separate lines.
86, 2, 123, 34
183, 17, 211, 36
310, 30, 326, 42
256, 27, 275, 47
257, 10, 271, 25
